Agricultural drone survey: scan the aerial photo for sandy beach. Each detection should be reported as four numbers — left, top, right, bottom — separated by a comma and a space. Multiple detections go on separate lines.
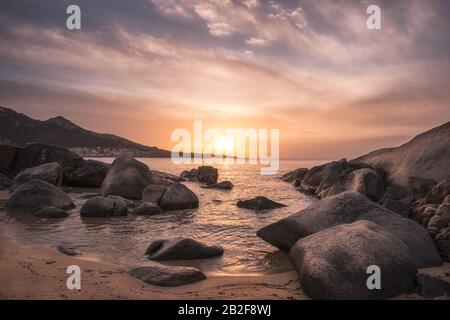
0, 224, 306, 300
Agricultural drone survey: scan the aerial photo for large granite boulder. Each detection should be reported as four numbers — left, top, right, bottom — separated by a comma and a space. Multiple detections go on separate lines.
100, 156, 153, 200
64, 159, 109, 188
6, 179, 74, 214
237, 196, 286, 211
160, 183, 199, 211
12, 162, 63, 190
145, 238, 224, 260
289, 221, 417, 300
80, 196, 128, 217
319, 168, 385, 201
129, 264, 206, 286
257, 192, 441, 268
302, 159, 348, 189
142, 184, 167, 204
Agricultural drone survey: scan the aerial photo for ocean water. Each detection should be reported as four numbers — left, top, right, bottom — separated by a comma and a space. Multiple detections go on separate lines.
0, 158, 332, 275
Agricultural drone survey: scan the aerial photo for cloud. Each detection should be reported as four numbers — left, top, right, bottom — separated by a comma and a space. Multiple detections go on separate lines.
245, 37, 269, 47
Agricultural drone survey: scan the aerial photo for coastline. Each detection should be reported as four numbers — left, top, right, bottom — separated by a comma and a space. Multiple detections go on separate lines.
0, 223, 306, 300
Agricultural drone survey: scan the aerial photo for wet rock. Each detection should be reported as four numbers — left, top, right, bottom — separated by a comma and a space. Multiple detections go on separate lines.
202, 181, 234, 190
100, 156, 153, 200
282, 168, 309, 183
303, 159, 348, 190
107, 195, 135, 209
12, 162, 63, 190
34, 206, 69, 218
80, 196, 128, 217
257, 192, 441, 268
295, 185, 316, 196
417, 264, 450, 298
131, 202, 162, 216
129, 264, 206, 286
145, 238, 224, 260
179, 166, 218, 185
142, 184, 167, 204
64, 159, 109, 188
289, 221, 417, 300
160, 183, 199, 211
237, 196, 286, 211
151, 170, 183, 186
6, 179, 75, 214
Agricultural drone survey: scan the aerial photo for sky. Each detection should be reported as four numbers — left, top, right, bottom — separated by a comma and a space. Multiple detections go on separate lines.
0, 0, 449, 158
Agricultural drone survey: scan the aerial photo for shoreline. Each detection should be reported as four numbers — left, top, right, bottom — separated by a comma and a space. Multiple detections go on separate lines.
0, 223, 306, 300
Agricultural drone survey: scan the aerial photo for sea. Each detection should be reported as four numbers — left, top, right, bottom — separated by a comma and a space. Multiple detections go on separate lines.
0, 158, 333, 275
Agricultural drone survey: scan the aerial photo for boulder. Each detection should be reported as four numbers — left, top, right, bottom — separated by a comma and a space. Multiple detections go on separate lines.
12, 162, 63, 190
236, 196, 286, 211
289, 221, 417, 300
106, 195, 136, 209
160, 183, 199, 211
142, 184, 167, 204
435, 229, 450, 259
34, 206, 69, 218
145, 238, 224, 260
129, 264, 206, 286
320, 168, 385, 201
6, 179, 74, 214
80, 196, 128, 217
151, 170, 183, 186
100, 156, 153, 200
302, 159, 348, 189
380, 198, 410, 217
179, 166, 218, 185
257, 192, 441, 268
281, 168, 308, 183
64, 159, 109, 188
131, 202, 162, 216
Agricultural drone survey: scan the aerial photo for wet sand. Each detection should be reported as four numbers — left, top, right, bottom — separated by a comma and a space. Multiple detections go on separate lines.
0, 225, 305, 300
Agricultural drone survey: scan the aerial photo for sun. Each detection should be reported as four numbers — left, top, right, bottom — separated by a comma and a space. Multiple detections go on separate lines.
215, 137, 234, 154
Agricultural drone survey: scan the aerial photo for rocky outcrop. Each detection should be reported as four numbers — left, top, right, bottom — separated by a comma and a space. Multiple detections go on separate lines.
128, 264, 206, 286
80, 196, 128, 217
100, 156, 153, 200
145, 238, 224, 260
281, 168, 308, 185
34, 206, 69, 218
179, 166, 218, 185
12, 162, 62, 190
6, 179, 75, 214
130, 202, 163, 216
355, 121, 450, 186
289, 221, 417, 300
257, 192, 441, 268
142, 184, 167, 204
160, 183, 199, 211
236, 196, 286, 211
0, 143, 109, 188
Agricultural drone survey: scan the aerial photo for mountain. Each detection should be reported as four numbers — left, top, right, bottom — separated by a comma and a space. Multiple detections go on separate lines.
355, 121, 450, 186
0, 106, 171, 157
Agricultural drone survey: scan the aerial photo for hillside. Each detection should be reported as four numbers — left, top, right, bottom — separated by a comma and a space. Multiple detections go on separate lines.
355, 122, 450, 186
0, 106, 171, 157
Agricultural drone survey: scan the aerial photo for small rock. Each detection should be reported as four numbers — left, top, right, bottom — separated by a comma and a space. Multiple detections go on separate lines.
160, 183, 199, 211
58, 245, 81, 256
145, 238, 224, 260
237, 196, 286, 211
131, 202, 162, 216
129, 264, 206, 286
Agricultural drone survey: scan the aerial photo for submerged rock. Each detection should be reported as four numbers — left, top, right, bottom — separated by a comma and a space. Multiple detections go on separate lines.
160, 183, 199, 211
202, 181, 234, 190
100, 156, 153, 200
6, 179, 74, 214
34, 206, 69, 218
289, 221, 417, 300
129, 264, 206, 286
131, 202, 163, 216
236, 196, 286, 211
257, 191, 441, 268
145, 238, 224, 260
12, 162, 63, 190
80, 196, 128, 217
